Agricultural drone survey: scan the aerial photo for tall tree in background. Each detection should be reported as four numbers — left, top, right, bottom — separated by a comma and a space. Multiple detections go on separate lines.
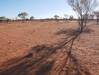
30, 16, 34, 20
69, 15, 74, 21
0, 16, 7, 20
94, 11, 99, 24
54, 15, 59, 21
64, 14, 68, 21
18, 12, 28, 20
89, 14, 94, 20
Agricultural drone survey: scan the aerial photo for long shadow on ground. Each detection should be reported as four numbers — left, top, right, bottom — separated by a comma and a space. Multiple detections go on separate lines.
0, 45, 56, 75
0, 28, 93, 75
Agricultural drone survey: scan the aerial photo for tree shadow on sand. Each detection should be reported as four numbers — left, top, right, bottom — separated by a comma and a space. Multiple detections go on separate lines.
0, 45, 56, 75
0, 27, 92, 75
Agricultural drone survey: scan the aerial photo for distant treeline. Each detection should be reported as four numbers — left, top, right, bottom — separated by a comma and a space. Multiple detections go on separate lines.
0, 18, 97, 23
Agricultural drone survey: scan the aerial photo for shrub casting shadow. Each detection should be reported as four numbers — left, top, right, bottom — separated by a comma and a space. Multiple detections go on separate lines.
0, 43, 91, 75
0, 27, 92, 75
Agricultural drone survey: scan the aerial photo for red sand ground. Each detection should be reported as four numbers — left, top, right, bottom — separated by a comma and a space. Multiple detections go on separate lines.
0, 21, 99, 75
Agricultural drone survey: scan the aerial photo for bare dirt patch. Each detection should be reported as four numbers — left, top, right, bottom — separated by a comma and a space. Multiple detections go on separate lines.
0, 21, 99, 75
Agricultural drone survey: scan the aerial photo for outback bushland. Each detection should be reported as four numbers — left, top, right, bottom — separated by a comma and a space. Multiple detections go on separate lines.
0, 0, 99, 75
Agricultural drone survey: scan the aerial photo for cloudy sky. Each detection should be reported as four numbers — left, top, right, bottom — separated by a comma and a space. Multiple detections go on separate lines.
0, 0, 98, 19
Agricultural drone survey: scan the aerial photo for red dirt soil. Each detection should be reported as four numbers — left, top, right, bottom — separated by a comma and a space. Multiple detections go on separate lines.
0, 21, 99, 75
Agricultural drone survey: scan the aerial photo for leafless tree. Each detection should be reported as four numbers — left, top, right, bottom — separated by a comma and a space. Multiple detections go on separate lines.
61, 0, 98, 74
94, 11, 99, 24
68, 0, 97, 31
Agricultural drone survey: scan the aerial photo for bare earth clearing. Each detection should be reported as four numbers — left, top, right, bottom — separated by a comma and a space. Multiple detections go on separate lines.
0, 21, 99, 75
